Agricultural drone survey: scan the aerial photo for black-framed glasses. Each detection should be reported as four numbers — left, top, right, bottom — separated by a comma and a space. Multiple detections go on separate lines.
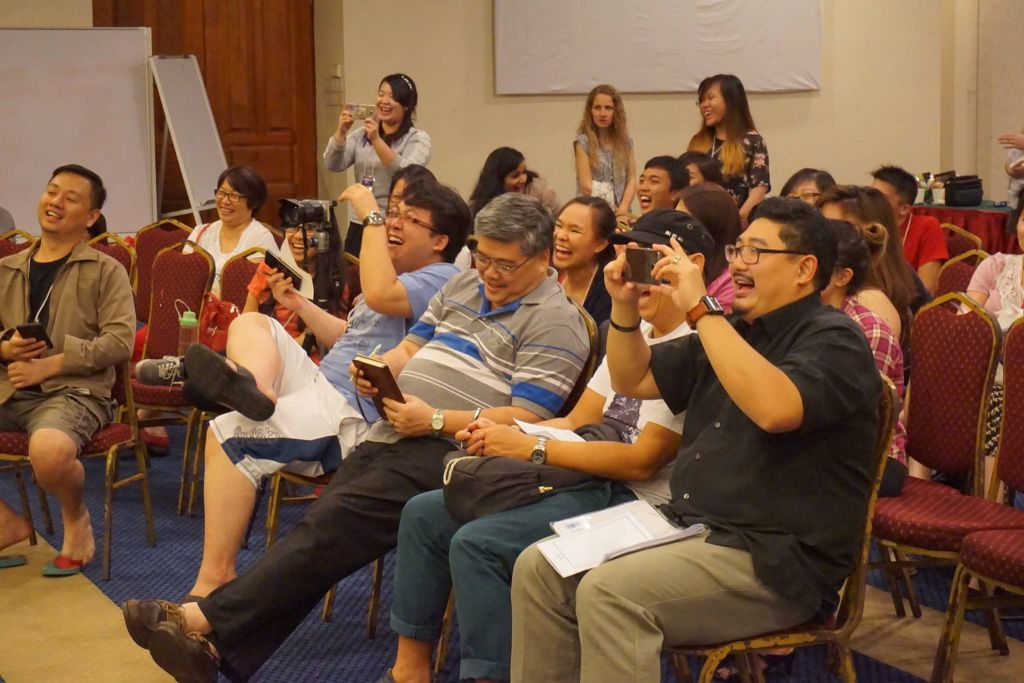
386, 206, 436, 232
214, 189, 245, 203
471, 250, 531, 276
725, 244, 809, 265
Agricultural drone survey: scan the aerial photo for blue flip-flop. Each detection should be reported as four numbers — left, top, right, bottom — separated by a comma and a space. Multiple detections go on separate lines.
41, 555, 84, 577
0, 554, 28, 568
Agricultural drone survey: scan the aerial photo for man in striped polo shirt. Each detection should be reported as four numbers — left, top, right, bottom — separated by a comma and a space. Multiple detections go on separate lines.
123, 193, 591, 683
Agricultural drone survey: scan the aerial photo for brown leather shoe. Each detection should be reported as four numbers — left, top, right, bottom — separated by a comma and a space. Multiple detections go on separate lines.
148, 621, 219, 683
122, 598, 187, 650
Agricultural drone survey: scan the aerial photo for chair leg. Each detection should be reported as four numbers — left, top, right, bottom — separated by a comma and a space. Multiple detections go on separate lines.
135, 441, 156, 547
321, 585, 337, 622
187, 416, 207, 517
931, 564, 971, 683
12, 465, 38, 546
35, 478, 54, 535
433, 590, 456, 674
878, 543, 907, 617
978, 580, 1009, 655
242, 478, 267, 550
103, 446, 118, 580
366, 557, 384, 637
834, 644, 855, 683
177, 412, 196, 515
265, 473, 285, 550
670, 653, 692, 683
698, 648, 731, 683
893, 548, 922, 618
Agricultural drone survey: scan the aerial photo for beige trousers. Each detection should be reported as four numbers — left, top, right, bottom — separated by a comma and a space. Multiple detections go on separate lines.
510, 531, 815, 683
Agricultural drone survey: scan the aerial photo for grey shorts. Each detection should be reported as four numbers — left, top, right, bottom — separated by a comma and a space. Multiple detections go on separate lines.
0, 389, 113, 451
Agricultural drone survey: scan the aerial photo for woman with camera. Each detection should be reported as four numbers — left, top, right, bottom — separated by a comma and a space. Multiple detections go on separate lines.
324, 73, 431, 257
685, 74, 770, 220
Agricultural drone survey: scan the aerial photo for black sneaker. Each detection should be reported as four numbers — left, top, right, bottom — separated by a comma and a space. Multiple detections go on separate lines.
136, 356, 187, 385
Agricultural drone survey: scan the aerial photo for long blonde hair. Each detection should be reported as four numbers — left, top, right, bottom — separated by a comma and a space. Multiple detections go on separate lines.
576, 84, 631, 182
687, 74, 756, 177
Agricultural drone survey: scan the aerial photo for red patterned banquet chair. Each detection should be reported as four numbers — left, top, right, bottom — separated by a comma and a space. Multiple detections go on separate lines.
88, 231, 136, 283
0, 228, 35, 258
133, 219, 192, 323
935, 249, 987, 298
218, 247, 265, 310
942, 223, 983, 260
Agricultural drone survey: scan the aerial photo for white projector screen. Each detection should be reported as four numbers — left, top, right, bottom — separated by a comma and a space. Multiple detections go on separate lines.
0, 28, 156, 234
494, 0, 822, 95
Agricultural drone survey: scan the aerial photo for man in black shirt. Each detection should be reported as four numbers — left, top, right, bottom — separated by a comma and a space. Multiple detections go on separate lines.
510, 198, 881, 683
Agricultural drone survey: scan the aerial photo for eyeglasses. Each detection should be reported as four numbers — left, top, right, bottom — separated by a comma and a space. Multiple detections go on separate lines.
471, 250, 532, 276
214, 189, 245, 203
725, 244, 809, 265
386, 207, 436, 232
790, 191, 821, 203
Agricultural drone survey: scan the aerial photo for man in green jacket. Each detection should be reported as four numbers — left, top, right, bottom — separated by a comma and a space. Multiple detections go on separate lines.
0, 165, 135, 575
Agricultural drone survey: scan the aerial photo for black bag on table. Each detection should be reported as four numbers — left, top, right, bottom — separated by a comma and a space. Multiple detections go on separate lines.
944, 175, 983, 207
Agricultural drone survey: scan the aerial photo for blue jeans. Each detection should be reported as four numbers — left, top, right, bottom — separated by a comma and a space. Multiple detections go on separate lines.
390, 484, 635, 681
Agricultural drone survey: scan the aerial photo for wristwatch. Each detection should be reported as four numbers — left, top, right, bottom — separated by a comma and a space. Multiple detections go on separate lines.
530, 436, 549, 465
430, 409, 445, 437
362, 210, 385, 227
685, 295, 724, 327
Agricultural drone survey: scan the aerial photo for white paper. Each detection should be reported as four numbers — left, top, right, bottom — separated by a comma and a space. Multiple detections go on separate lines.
514, 419, 585, 443
538, 500, 706, 577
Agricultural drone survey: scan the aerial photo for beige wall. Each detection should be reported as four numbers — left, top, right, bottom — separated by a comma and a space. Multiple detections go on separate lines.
977, 0, 1024, 204
322, 0, 949, 207
0, 0, 91, 27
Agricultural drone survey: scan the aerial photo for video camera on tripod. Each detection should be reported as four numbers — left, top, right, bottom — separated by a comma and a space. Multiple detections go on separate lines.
278, 198, 344, 315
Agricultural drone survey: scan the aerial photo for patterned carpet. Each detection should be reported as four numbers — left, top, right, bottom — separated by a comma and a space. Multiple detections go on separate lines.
2, 431, 1019, 682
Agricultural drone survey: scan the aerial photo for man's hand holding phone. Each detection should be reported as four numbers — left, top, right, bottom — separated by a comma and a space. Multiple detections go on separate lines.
1, 330, 48, 363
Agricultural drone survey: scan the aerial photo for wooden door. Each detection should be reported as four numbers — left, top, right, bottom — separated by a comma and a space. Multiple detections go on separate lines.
94, 0, 317, 228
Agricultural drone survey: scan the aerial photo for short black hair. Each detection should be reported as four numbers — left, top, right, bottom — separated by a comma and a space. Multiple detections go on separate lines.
677, 151, 725, 185
51, 164, 106, 210
389, 164, 437, 206
780, 167, 837, 198
643, 155, 688, 191
403, 181, 471, 263
749, 196, 835, 292
870, 165, 918, 206
217, 165, 268, 214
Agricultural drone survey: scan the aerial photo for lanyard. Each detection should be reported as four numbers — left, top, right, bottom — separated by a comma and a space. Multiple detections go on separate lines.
901, 215, 912, 246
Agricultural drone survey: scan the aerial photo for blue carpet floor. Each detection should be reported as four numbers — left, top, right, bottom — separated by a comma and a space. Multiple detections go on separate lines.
5, 433, 1019, 682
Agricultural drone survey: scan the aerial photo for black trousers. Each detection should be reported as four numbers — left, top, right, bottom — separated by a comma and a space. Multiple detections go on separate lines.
198, 436, 453, 682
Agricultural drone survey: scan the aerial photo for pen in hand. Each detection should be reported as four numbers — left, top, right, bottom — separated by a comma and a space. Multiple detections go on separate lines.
369, 343, 382, 357
461, 407, 482, 450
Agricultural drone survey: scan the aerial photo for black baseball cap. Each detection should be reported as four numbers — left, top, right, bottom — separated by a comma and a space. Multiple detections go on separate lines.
609, 209, 715, 259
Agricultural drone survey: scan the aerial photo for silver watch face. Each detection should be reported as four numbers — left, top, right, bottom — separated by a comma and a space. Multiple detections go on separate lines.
431, 412, 444, 431
530, 449, 546, 464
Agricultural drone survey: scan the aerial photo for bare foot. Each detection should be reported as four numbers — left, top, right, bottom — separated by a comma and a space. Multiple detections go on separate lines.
0, 504, 32, 552
59, 505, 95, 563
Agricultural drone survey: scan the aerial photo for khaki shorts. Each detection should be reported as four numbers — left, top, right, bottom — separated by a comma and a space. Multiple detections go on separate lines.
0, 389, 113, 451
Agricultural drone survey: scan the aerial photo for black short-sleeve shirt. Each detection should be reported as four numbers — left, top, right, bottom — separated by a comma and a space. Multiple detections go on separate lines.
650, 293, 881, 615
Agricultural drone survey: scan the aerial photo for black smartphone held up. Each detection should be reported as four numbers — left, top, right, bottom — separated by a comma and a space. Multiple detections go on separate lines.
263, 251, 304, 291
624, 247, 661, 286
15, 322, 54, 349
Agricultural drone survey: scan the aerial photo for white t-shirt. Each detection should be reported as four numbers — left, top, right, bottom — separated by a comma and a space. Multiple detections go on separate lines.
186, 218, 279, 296
584, 319, 692, 505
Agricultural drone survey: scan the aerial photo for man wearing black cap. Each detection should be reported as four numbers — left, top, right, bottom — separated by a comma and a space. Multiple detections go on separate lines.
368, 208, 717, 683
510, 198, 882, 683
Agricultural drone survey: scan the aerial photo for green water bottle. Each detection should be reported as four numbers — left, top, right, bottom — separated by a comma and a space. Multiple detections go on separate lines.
177, 310, 199, 356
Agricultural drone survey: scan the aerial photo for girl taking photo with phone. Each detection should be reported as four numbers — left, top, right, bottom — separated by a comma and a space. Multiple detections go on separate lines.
574, 84, 636, 216
324, 73, 431, 255
686, 74, 770, 220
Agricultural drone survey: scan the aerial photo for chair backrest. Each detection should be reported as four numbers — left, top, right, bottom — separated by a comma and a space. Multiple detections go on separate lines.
935, 249, 987, 298
88, 231, 136, 280
942, 223, 983, 259
994, 317, 1024, 495
558, 299, 600, 417
219, 247, 265, 309
0, 228, 35, 258
836, 376, 899, 633
905, 293, 1000, 493
141, 242, 215, 359
134, 219, 192, 322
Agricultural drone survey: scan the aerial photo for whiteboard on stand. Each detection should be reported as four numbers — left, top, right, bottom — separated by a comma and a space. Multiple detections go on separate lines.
0, 28, 156, 234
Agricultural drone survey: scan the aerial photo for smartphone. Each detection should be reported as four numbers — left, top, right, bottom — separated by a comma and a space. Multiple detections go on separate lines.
352, 354, 405, 415
345, 103, 376, 120
15, 322, 54, 349
263, 251, 304, 291
624, 248, 660, 286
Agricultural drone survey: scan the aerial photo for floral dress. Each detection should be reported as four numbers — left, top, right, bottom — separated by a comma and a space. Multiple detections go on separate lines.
710, 130, 770, 206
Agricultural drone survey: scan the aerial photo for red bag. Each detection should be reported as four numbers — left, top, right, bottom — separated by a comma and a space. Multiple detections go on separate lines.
200, 292, 239, 353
